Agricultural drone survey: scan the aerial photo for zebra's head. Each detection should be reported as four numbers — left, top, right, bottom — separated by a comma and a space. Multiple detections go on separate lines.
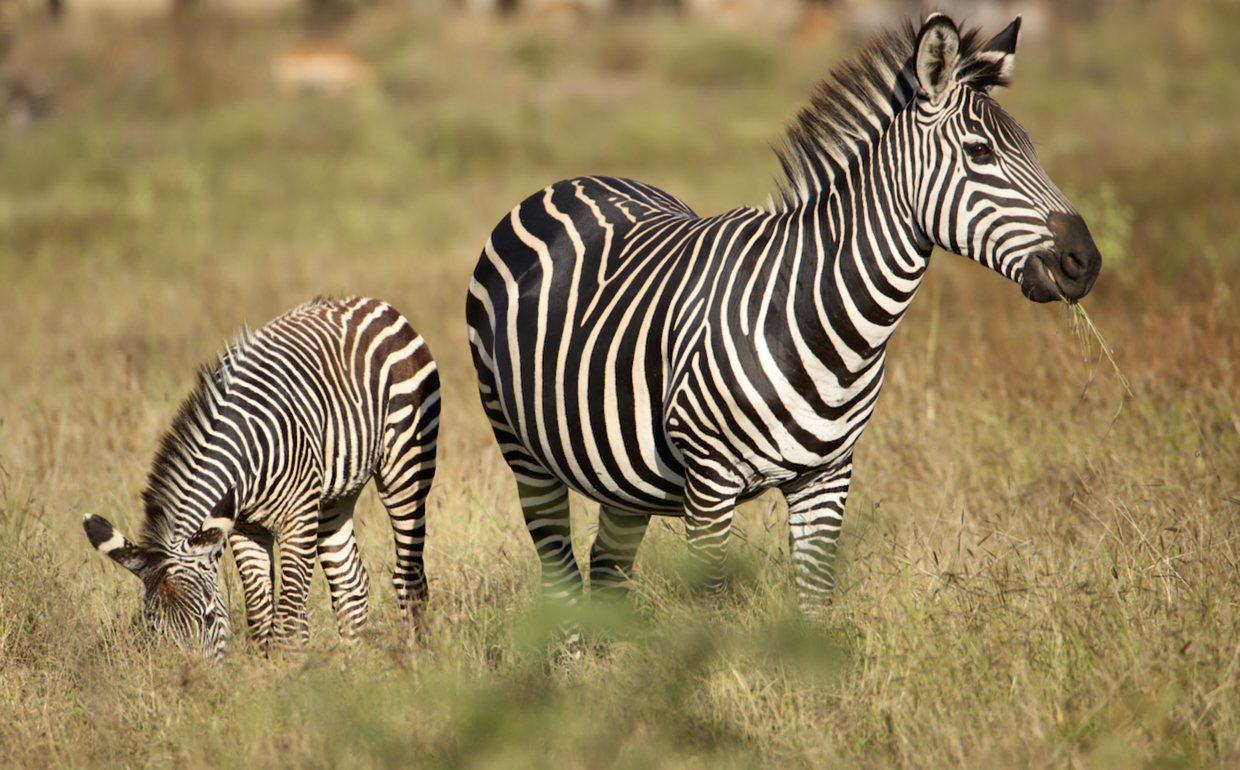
909, 14, 1101, 302
83, 488, 236, 660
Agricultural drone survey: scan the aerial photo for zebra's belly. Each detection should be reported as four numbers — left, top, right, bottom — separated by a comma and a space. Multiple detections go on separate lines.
512, 418, 802, 515
485, 304, 857, 514
499, 381, 816, 515
503, 389, 691, 514
485, 287, 873, 514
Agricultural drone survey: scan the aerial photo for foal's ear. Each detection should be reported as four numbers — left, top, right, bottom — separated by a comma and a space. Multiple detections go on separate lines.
916, 13, 961, 104
185, 487, 236, 558
84, 514, 154, 577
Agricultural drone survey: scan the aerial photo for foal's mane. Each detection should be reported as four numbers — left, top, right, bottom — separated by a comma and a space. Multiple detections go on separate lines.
773, 17, 1012, 210
137, 342, 248, 554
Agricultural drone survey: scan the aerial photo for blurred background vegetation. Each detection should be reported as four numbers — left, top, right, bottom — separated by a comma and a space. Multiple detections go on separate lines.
0, 0, 1238, 767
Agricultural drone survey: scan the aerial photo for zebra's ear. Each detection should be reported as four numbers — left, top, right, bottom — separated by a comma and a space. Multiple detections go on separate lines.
984, 16, 1021, 56
84, 513, 154, 577
185, 487, 236, 558
915, 13, 961, 105
975, 17, 1021, 90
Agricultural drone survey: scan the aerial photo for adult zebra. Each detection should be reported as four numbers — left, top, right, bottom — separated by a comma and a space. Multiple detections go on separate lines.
466, 15, 1100, 618
84, 297, 440, 658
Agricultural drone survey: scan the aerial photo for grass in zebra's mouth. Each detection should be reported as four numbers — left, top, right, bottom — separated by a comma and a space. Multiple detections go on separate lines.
1066, 300, 1134, 425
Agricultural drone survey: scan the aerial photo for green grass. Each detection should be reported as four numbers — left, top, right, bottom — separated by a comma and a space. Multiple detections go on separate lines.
1, 2, 1238, 767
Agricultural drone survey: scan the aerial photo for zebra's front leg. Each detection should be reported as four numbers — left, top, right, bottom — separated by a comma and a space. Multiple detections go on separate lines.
229, 527, 276, 651
317, 492, 370, 643
589, 506, 651, 602
682, 465, 745, 593
274, 511, 319, 647
782, 460, 852, 620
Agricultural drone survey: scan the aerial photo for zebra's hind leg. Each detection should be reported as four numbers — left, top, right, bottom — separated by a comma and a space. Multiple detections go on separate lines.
317, 491, 370, 642
469, 332, 580, 650
782, 461, 852, 621
589, 506, 651, 603
514, 470, 585, 658
375, 453, 435, 631
682, 464, 745, 594
516, 471, 583, 607
377, 359, 439, 631
230, 526, 276, 652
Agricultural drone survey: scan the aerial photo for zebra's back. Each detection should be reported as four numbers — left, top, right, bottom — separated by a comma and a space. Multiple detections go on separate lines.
225, 296, 438, 513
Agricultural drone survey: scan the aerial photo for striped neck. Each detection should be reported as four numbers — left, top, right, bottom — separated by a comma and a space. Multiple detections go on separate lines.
140, 352, 247, 557
799, 156, 930, 381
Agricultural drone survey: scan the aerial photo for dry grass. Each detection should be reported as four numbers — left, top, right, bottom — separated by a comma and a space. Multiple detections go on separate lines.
1, 2, 1238, 767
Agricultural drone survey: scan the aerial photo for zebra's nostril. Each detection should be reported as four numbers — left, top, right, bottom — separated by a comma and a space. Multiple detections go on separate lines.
1063, 251, 1086, 278
1047, 211, 1100, 286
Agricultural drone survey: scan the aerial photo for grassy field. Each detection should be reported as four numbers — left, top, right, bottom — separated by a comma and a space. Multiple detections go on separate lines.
1, 1, 1238, 767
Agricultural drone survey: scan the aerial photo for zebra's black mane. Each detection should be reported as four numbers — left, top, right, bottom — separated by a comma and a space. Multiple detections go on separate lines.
137, 297, 333, 554
773, 17, 1011, 209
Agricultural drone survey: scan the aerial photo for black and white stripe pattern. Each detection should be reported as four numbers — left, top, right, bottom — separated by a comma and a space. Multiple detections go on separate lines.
85, 296, 440, 657
466, 15, 1100, 617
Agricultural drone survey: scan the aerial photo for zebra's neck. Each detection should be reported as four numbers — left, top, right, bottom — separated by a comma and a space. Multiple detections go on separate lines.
781, 135, 931, 387
140, 362, 249, 556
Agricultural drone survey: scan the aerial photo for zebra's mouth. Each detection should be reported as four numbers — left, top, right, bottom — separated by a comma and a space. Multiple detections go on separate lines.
1020, 238, 1099, 303
1031, 211, 1103, 302
1019, 254, 1069, 303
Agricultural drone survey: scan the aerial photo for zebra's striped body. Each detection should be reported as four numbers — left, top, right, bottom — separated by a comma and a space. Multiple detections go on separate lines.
85, 296, 440, 657
467, 15, 1100, 615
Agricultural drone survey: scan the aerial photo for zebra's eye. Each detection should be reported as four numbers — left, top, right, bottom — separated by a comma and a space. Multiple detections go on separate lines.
965, 142, 995, 162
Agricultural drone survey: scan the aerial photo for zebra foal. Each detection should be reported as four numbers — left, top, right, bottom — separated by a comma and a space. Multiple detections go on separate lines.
84, 297, 440, 658
467, 15, 1101, 619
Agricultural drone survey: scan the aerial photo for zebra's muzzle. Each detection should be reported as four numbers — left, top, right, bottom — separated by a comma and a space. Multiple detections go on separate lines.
1020, 211, 1102, 303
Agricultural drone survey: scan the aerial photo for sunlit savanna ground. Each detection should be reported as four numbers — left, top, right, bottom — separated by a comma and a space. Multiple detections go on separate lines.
1, 1, 1238, 767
